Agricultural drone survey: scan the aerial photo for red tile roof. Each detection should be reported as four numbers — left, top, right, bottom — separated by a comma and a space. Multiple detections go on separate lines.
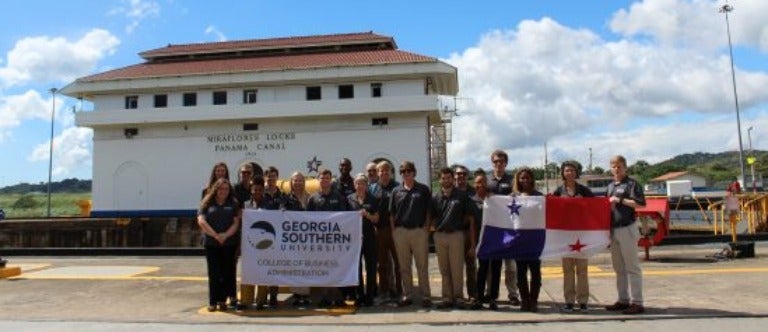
139, 31, 395, 59
77, 49, 437, 82
75, 32, 446, 83
650, 171, 690, 182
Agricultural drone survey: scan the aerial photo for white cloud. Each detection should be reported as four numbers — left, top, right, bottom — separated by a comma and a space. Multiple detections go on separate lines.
0, 29, 120, 88
28, 127, 93, 177
109, 0, 161, 34
610, 0, 768, 52
205, 25, 228, 42
0, 90, 50, 141
444, 14, 768, 171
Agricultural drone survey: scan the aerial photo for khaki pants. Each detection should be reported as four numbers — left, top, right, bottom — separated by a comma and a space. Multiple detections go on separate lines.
434, 231, 465, 302
610, 223, 643, 305
562, 257, 589, 305
504, 259, 518, 298
393, 227, 431, 300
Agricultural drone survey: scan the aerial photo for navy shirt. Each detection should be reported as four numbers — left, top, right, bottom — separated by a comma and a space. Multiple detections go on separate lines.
432, 189, 473, 233
607, 176, 646, 228
488, 173, 513, 195
263, 189, 285, 210
348, 193, 379, 232
332, 176, 356, 198
307, 190, 349, 211
389, 181, 432, 228
370, 180, 399, 229
198, 198, 239, 247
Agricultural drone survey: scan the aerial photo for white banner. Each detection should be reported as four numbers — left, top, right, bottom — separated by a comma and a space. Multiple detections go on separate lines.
241, 209, 361, 287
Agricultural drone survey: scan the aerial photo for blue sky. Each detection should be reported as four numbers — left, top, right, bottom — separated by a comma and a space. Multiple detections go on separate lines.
1, 0, 767, 186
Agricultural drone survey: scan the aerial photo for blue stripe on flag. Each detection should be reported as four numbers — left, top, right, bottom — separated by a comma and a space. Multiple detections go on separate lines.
477, 225, 545, 260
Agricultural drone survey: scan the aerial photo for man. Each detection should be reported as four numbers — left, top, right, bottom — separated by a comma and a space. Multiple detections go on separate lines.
366, 161, 379, 185
390, 161, 432, 308
432, 167, 475, 309
487, 149, 520, 306
233, 162, 254, 208
332, 158, 356, 197
369, 161, 402, 302
605, 155, 646, 315
264, 166, 285, 210
454, 165, 477, 301
308, 168, 351, 307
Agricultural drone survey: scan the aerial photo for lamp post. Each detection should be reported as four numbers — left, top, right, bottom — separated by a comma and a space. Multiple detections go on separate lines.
747, 126, 755, 193
47, 87, 57, 218
719, 2, 747, 191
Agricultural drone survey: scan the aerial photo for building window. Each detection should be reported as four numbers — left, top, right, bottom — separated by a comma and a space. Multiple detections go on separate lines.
125, 96, 138, 109
183, 93, 197, 107
372, 117, 389, 126
213, 91, 227, 105
306, 86, 321, 100
243, 123, 259, 131
243, 89, 257, 104
338, 85, 354, 99
154, 94, 167, 108
371, 83, 382, 98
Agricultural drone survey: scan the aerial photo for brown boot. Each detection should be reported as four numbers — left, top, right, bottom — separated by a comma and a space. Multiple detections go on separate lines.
517, 282, 530, 312
529, 282, 541, 313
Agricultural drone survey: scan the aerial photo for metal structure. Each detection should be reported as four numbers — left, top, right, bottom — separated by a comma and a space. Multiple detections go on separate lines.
47, 87, 57, 218
719, 1, 747, 190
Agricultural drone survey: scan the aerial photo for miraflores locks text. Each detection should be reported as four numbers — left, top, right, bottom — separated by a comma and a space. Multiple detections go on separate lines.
207, 132, 296, 153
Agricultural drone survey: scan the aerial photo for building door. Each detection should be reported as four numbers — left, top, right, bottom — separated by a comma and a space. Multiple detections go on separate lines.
114, 162, 148, 212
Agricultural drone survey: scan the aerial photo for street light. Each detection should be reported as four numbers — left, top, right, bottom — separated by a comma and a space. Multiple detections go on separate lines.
719, 2, 747, 191
47, 87, 57, 218
747, 126, 755, 193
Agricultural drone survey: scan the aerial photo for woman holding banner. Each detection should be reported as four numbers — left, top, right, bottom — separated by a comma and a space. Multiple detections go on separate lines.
552, 161, 594, 312
197, 178, 241, 312
348, 173, 379, 306
512, 167, 543, 312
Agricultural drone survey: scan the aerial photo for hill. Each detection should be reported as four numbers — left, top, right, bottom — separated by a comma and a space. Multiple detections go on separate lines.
0, 178, 91, 194
626, 150, 767, 186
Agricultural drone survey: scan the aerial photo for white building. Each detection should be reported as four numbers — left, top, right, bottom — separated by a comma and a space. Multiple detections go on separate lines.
62, 32, 458, 217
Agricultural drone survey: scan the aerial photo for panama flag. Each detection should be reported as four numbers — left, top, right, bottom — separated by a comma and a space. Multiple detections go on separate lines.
477, 195, 611, 260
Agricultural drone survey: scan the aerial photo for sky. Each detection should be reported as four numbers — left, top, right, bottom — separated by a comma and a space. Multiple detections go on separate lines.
1, 0, 767, 186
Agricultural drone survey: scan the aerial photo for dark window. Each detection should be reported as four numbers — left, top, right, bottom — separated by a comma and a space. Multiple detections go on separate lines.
183, 93, 197, 107
371, 83, 382, 98
372, 117, 389, 126
243, 123, 259, 131
124, 128, 138, 138
306, 86, 321, 100
125, 96, 138, 109
213, 91, 227, 105
338, 84, 354, 99
243, 89, 257, 104
153, 94, 167, 108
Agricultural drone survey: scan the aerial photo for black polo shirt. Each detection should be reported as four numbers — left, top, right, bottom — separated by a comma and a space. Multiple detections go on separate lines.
553, 183, 594, 198
432, 189, 473, 233
332, 176, 356, 198
488, 173, 513, 195
470, 194, 486, 236
307, 190, 349, 211
607, 176, 646, 228
263, 189, 285, 210
348, 193, 379, 231
389, 181, 431, 228
370, 180, 399, 229
197, 198, 239, 247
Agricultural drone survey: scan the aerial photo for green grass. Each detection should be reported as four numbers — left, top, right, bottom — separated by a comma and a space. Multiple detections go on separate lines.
0, 192, 91, 218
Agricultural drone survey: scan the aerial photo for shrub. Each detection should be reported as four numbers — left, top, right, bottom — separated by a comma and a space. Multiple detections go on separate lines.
12, 195, 41, 209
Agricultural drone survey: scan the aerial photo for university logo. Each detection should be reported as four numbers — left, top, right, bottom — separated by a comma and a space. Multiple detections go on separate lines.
247, 220, 276, 250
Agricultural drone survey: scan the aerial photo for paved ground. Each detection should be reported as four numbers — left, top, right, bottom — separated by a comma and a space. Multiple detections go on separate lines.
1, 242, 767, 330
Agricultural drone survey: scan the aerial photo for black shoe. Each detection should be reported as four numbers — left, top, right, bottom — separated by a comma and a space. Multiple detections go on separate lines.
622, 304, 645, 315
469, 300, 483, 310
318, 298, 332, 308
605, 302, 630, 311
206, 304, 217, 312
436, 301, 454, 309
421, 299, 432, 308
217, 302, 228, 312
397, 298, 413, 307
509, 296, 521, 306
579, 303, 589, 311
488, 300, 499, 311
268, 297, 278, 307
561, 303, 574, 313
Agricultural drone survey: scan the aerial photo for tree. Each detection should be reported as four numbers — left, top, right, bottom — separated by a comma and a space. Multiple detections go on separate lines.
593, 166, 605, 175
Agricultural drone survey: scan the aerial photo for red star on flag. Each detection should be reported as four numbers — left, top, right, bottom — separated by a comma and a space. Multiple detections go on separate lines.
569, 238, 587, 252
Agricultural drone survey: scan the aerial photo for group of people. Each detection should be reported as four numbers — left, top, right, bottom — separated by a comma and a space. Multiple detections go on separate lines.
196, 152, 646, 315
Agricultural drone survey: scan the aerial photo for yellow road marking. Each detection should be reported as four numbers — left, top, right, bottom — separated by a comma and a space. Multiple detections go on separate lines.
8, 266, 768, 281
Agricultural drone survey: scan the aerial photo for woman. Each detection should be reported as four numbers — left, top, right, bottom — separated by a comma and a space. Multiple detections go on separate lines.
284, 171, 312, 306
197, 178, 241, 312
347, 173, 379, 306
512, 167, 543, 312
243, 176, 279, 310
553, 161, 594, 312
202, 162, 230, 198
